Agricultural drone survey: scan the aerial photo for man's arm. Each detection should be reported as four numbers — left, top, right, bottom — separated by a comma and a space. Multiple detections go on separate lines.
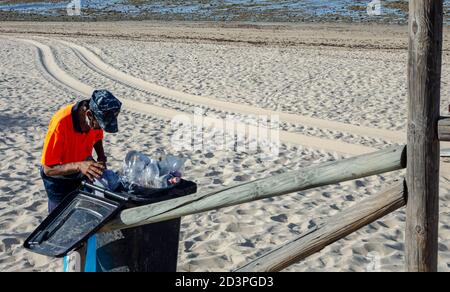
94, 140, 107, 164
43, 161, 104, 181
43, 163, 80, 177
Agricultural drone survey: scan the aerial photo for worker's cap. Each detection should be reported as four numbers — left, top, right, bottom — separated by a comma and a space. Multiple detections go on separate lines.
89, 90, 122, 133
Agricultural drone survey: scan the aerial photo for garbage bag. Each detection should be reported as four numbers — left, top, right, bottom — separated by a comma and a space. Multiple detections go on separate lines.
121, 150, 186, 189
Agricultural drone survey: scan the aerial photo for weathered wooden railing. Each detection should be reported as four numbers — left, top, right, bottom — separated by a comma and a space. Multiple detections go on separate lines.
235, 181, 406, 272
438, 117, 450, 141
100, 0, 444, 272
101, 145, 406, 232
98, 145, 407, 272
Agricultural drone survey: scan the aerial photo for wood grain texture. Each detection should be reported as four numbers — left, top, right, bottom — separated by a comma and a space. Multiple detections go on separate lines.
236, 181, 406, 272
101, 145, 406, 232
406, 0, 443, 272
438, 117, 450, 141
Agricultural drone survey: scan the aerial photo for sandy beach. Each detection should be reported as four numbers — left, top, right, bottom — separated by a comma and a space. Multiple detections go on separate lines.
1, 21, 450, 272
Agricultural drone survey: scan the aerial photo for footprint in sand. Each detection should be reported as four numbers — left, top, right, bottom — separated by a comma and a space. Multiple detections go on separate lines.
2, 238, 20, 251
270, 214, 288, 223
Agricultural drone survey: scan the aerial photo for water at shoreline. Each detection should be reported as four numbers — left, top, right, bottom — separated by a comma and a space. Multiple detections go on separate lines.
0, 0, 449, 24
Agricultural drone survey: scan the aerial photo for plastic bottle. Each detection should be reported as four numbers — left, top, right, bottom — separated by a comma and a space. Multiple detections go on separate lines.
166, 155, 187, 175
143, 160, 160, 188
122, 151, 151, 186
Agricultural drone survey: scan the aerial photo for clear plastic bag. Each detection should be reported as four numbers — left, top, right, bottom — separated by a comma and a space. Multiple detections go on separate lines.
121, 150, 186, 189
122, 151, 151, 186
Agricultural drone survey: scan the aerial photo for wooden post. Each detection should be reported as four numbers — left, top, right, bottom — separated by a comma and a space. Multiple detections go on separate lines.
406, 0, 443, 272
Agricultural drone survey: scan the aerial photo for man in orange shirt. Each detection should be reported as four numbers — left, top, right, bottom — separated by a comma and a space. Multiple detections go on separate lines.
40, 90, 122, 212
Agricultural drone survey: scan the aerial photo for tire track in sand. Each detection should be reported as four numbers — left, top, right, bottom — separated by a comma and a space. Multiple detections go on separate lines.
13, 37, 377, 155
56, 38, 406, 144
6, 36, 450, 175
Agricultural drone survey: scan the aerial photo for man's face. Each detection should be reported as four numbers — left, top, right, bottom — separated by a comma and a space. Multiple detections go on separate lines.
86, 110, 102, 130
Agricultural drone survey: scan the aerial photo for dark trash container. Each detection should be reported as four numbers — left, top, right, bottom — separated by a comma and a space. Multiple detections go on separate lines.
95, 180, 197, 272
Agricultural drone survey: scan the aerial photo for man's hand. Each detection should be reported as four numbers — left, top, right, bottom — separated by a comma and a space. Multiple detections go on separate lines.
78, 161, 105, 181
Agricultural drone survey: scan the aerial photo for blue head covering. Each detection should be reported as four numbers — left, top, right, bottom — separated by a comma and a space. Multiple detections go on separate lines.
89, 90, 122, 133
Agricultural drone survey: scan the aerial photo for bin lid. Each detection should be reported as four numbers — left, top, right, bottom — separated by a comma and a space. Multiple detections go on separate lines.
24, 180, 197, 258
24, 190, 124, 258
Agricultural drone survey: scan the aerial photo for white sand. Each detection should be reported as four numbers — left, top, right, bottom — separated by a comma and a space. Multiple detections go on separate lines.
1, 21, 450, 272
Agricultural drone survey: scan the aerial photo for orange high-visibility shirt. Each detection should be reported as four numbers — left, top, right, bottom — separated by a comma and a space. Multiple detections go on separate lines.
41, 102, 104, 166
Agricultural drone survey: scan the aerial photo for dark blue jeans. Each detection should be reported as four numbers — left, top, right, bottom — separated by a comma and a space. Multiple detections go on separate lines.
40, 166, 84, 213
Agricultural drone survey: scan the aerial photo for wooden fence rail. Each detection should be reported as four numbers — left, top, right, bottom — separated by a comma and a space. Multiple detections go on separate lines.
235, 181, 407, 272
101, 145, 406, 232
438, 117, 450, 141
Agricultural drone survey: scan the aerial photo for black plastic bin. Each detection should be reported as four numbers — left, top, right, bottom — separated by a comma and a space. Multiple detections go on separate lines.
94, 180, 197, 272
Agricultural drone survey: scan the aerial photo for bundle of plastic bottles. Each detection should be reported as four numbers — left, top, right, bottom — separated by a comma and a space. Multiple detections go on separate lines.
121, 149, 186, 189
